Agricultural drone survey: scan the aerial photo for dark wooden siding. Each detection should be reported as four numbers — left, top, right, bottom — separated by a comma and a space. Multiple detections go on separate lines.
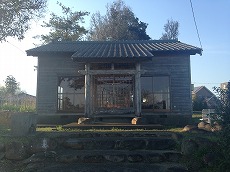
142, 55, 192, 115
37, 54, 192, 117
36, 55, 84, 114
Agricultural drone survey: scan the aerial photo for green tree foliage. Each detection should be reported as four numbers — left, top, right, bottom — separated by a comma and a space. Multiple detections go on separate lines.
4, 75, 19, 96
192, 96, 208, 111
213, 83, 230, 171
0, 76, 35, 112
40, 2, 89, 43
88, 0, 151, 41
0, 86, 6, 98
214, 83, 230, 124
0, 0, 47, 41
160, 19, 179, 40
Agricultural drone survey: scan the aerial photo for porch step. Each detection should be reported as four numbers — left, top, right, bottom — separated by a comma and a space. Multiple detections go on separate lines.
93, 115, 134, 124
62, 123, 163, 130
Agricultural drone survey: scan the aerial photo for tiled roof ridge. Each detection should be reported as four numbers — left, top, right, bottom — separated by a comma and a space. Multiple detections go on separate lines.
48, 39, 179, 44
27, 39, 202, 57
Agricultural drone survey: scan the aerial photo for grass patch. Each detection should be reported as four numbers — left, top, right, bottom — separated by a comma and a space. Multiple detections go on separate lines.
35, 125, 184, 133
192, 113, 202, 125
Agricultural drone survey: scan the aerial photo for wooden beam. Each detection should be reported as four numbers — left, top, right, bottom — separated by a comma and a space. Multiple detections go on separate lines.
78, 69, 146, 75
85, 63, 91, 117
135, 63, 141, 117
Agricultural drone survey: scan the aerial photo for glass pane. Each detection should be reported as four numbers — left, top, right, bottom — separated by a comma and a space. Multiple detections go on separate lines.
141, 76, 170, 111
58, 76, 85, 112
153, 93, 170, 110
141, 77, 152, 92
153, 77, 169, 92
59, 76, 85, 94
142, 93, 154, 109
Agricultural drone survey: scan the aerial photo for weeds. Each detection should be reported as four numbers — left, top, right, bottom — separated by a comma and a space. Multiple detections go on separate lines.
0, 104, 35, 112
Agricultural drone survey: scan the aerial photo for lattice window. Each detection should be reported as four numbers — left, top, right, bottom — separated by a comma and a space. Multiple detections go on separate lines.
93, 74, 134, 114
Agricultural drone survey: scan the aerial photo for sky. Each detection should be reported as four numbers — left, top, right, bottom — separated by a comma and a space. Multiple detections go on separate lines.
0, 0, 229, 96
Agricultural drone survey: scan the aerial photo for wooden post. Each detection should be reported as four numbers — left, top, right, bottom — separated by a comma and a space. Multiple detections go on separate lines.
85, 63, 91, 117
135, 63, 141, 117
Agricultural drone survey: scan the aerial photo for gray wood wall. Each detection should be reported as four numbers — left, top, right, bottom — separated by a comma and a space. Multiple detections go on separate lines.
142, 55, 192, 116
36, 55, 84, 114
36, 54, 192, 118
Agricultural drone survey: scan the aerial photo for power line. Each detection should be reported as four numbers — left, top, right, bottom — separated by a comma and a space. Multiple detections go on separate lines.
192, 82, 221, 85
189, 0, 203, 50
6, 40, 26, 55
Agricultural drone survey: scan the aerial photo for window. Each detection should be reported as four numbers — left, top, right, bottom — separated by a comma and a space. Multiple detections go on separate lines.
141, 76, 170, 111
58, 76, 85, 112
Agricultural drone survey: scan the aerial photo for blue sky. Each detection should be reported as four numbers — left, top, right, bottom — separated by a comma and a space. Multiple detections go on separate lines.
0, 0, 229, 95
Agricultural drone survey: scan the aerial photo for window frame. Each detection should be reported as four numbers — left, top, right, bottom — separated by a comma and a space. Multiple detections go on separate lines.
141, 75, 171, 112
57, 76, 85, 113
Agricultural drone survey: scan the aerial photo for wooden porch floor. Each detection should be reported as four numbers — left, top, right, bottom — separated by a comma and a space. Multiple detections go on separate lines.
63, 123, 163, 130
37, 123, 163, 130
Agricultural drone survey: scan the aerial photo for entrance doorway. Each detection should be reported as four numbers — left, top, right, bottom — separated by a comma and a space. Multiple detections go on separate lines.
93, 74, 134, 114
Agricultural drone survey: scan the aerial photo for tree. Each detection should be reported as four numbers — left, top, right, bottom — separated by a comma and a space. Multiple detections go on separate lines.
0, 86, 6, 98
40, 2, 89, 43
0, 0, 47, 41
213, 83, 230, 171
88, 0, 151, 41
192, 96, 208, 111
214, 83, 230, 125
160, 19, 179, 40
4, 75, 19, 96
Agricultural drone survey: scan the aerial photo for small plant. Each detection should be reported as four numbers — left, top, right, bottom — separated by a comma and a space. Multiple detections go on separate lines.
55, 125, 63, 131
0, 104, 35, 112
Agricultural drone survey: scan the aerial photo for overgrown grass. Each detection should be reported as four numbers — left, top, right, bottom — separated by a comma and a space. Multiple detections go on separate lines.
36, 125, 184, 133
0, 105, 35, 112
192, 113, 202, 125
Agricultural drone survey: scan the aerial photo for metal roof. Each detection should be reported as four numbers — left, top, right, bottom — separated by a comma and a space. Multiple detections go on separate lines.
26, 40, 202, 60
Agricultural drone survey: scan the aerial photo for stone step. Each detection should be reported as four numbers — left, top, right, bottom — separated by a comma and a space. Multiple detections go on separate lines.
24, 162, 188, 172
55, 131, 177, 138
10, 131, 186, 172
55, 150, 182, 164
63, 137, 177, 151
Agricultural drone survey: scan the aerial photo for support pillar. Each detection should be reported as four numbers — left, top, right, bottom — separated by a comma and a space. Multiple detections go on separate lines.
135, 62, 141, 117
85, 63, 91, 117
